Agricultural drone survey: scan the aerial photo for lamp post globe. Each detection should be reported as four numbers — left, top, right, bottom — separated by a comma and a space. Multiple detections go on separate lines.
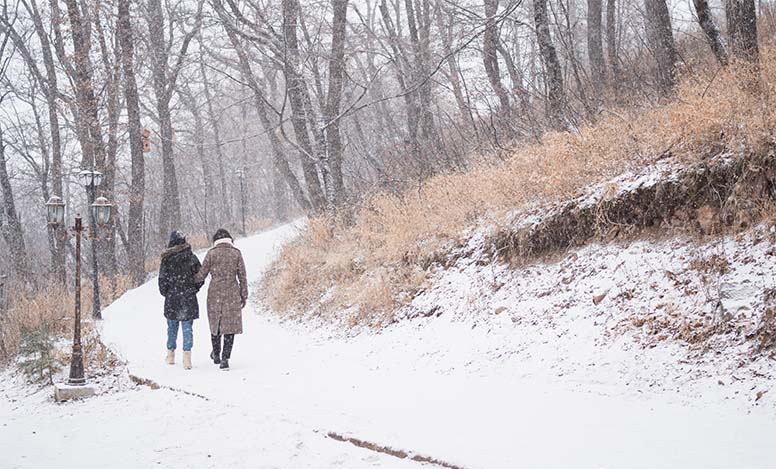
45, 196, 66, 226
92, 197, 113, 226
77, 169, 104, 189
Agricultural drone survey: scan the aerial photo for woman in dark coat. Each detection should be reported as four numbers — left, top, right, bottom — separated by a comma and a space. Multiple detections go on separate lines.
194, 228, 248, 370
158, 231, 204, 369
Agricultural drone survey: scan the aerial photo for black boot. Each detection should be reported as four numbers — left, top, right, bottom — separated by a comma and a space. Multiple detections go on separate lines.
210, 335, 221, 365
220, 334, 234, 371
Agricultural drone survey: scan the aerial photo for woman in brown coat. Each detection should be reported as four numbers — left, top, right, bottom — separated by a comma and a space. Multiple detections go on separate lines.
195, 228, 248, 370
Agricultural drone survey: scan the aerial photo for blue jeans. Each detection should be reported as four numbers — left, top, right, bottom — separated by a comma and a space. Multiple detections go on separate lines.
167, 319, 193, 351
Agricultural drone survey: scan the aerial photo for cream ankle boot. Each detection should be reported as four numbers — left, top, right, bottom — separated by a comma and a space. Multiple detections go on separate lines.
183, 351, 192, 370
166, 349, 175, 365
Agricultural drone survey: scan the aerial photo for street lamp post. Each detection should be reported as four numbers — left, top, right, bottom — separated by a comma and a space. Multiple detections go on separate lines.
70, 215, 86, 385
0, 274, 7, 314
78, 169, 104, 320
235, 169, 247, 236
46, 192, 112, 394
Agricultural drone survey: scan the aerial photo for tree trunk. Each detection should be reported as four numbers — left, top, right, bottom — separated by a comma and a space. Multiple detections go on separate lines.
587, 0, 606, 92
379, 0, 424, 170
281, 0, 327, 211
214, 5, 312, 212
147, 0, 182, 242
483, 0, 510, 114
644, 0, 678, 94
410, 0, 437, 143
64, 0, 107, 315
26, 84, 63, 287
606, 0, 621, 93
435, 3, 478, 136
533, 0, 566, 128
199, 54, 232, 224
95, 2, 119, 285
324, 0, 349, 206
726, 0, 759, 62
693, 0, 728, 65
182, 88, 215, 233
118, 0, 146, 286
63, 0, 107, 171
555, 0, 595, 119
25, 0, 66, 285
0, 130, 31, 283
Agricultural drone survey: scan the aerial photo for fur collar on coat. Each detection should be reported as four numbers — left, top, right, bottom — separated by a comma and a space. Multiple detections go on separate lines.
161, 242, 192, 259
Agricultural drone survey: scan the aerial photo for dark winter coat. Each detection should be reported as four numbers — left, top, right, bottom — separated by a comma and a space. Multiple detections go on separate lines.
158, 238, 204, 322
194, 239, 248, 335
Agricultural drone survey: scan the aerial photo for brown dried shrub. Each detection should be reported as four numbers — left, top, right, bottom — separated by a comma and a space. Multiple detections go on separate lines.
689, 254, 731, 276
263, 53, 776, 325
0, 274, 131, 372
752, 288, 776, 355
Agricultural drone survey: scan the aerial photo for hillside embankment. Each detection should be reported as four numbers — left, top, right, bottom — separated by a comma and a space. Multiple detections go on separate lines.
262, 53, 776, 338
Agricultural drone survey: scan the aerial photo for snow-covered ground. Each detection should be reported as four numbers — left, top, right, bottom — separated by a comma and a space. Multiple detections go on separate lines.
2, 221, 775, 468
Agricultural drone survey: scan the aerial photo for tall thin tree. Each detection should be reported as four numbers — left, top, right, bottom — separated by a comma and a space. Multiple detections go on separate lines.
483, 0, 511, 115
145, 0, 203, 242
587, 0, 606, 94
726, 0, 758, 63
644, 0, 678, 94
118, 0, 146, 285
534, 0, 565, 128
693, 0, 728, 65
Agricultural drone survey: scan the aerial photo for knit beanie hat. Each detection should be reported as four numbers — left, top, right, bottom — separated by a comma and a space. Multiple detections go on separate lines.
168, 230, 187, 248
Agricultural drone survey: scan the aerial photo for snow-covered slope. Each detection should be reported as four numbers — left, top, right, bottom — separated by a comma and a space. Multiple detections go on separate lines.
2, 221, 776, 468
400, 227, 776, 408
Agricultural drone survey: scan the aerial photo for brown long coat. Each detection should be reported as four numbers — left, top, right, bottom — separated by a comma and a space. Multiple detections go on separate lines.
195, 241, 248, 335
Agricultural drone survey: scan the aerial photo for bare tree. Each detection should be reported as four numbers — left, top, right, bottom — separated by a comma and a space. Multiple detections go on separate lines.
324, 0, 350, 203
606, 0, 621, 92
534, 0, 565, 128
726, 0, 758, 63
693, 0, 728, 65
145, 0, 203, 241
0, 130, 31, 283
118, 0, 146, 286
1, 0, 66, 284
587, 0, 606, 94
93, 1, 120, 285
198, 43, 232, 224
212, 0, 312, 212
644, 0, 678, 94
483, 0, 511, 115
62, 0, 112, 317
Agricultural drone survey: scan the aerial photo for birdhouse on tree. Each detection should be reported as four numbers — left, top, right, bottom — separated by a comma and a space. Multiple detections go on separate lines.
142, 128, 151, 153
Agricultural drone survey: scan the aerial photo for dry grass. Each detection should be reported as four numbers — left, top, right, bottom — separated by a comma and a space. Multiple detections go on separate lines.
0, 274, 132, 372
754, 288, 776, 355
0, 285, 73, 365
262, 53, 776, 326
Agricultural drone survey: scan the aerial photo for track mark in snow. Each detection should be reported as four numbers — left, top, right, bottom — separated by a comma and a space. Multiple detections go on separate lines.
129, 374, 210, 401
129, 374, 160, 389
327, 432, 467, 469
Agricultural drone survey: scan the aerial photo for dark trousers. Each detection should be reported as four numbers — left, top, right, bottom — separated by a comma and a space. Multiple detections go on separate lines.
211, 334, 235, 360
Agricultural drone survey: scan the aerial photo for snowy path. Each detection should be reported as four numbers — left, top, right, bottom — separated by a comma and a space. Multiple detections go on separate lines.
3, 222, 776, 468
